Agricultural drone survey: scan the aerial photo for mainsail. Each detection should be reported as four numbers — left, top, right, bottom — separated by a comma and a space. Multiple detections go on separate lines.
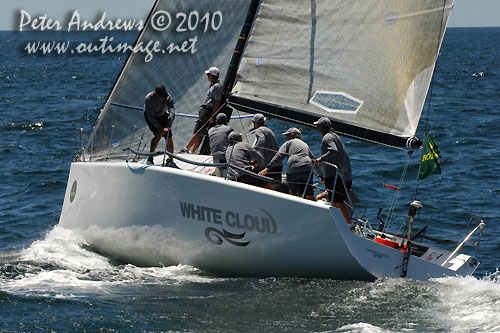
86, 0, 254, 161
229, 0, 454, 148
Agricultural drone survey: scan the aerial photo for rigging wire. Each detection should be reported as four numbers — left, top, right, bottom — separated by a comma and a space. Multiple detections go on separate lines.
384, 151, 413, 232
413, 0, 448, 201
232, 103, 252, 144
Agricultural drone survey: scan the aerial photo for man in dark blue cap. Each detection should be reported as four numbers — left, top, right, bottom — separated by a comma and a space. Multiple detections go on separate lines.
208, 113, 233, 176
144, 84, 176, 165
251, 113, 281, 188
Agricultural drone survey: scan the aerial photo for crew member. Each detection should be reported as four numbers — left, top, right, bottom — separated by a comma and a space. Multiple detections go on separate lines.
251, 114, 281, 188
259, 128, 315, 201
143, 84, 176, 165
208, 113, 233, 177
314, 117, 353, 224
182, 66, 222, 154
225, 131, 270, 188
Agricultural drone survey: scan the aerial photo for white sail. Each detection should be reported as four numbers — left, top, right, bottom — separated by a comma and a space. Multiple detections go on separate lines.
231, 0, 454, 146
86, 0, 254, 161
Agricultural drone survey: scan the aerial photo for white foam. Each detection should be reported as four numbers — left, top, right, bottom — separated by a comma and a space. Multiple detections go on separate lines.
117, 264, 222, 285
365, 277, 409, 299
324, 275, 500, 332
0, 226, 222, 299
4, 269, 106, 298
336, 322, 393, 333
428, 273, 500, 332
73, 224, 211, 267
20, 226, 112, 271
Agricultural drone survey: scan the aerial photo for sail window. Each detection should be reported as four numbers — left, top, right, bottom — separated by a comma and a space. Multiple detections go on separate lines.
309, 91, 363, 114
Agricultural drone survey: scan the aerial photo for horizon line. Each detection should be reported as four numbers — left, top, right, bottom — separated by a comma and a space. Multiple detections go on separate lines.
1, 25, 500, 32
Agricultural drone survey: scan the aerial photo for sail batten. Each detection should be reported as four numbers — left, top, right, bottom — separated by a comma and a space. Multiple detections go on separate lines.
231, 0, 454, 147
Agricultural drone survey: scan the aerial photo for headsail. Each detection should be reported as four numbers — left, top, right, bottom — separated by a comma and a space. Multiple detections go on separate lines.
86, 0, 254, 161
229, 0, 454, 148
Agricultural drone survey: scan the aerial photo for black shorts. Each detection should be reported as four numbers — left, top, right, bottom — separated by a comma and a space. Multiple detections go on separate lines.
287, 172, 314, 197
236, 173, 269, 188
325, 177, 352, 203
144, 113, 173, 138
193, 106, 212, 136
266, 165, 283, 182
213, 157, 227, 164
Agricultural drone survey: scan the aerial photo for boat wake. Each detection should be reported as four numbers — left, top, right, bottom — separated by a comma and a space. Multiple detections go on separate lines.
427, 273, 500, 332
0, 226, 223, 299
1, 226, 499, 332
316, 274, 500, 332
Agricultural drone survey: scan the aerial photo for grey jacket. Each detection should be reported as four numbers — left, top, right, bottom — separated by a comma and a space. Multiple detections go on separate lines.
225, 142, 264, 180
144, 91, 175, 130
267, 138, 314, 174
319, 131, 352, 182
203, 80, 222, 110
208, 124, 233, 160
253, 126, 279, 165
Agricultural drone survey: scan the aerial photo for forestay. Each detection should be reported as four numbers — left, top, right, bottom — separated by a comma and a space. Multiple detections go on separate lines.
230, 0, 454, 148
86, 0, 253, 161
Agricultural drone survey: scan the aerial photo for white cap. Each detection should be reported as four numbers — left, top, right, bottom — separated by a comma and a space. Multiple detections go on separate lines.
205, 67, 220, 77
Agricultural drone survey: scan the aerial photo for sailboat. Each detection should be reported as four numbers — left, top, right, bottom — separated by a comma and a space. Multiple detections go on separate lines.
58, 0, 485, 280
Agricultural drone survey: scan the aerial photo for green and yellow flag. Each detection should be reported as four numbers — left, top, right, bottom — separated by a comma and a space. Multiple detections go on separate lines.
418, 133, 441, 180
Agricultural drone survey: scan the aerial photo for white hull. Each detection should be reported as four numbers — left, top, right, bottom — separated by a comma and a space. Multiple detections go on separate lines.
59, 162, 478, 280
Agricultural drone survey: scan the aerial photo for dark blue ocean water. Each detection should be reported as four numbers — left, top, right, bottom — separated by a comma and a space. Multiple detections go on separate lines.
1, 28, 499, 332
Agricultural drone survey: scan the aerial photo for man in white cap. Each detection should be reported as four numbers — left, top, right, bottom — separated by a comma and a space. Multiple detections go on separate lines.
259, 127, 316, 201
225, 131, 270, 188
251, 113, 281, 188
182, 66, 223, 154
314, 117, 353, 224
208, 113, 233, 176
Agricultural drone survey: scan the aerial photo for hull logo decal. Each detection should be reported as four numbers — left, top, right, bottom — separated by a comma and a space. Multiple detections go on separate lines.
205, 227, 250, 247
70, 180, 77, 202
367, 248, 389, 259
180, 202, 278, 235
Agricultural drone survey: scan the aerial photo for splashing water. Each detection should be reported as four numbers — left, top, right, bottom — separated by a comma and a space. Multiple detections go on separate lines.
0, 226, 223, 299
